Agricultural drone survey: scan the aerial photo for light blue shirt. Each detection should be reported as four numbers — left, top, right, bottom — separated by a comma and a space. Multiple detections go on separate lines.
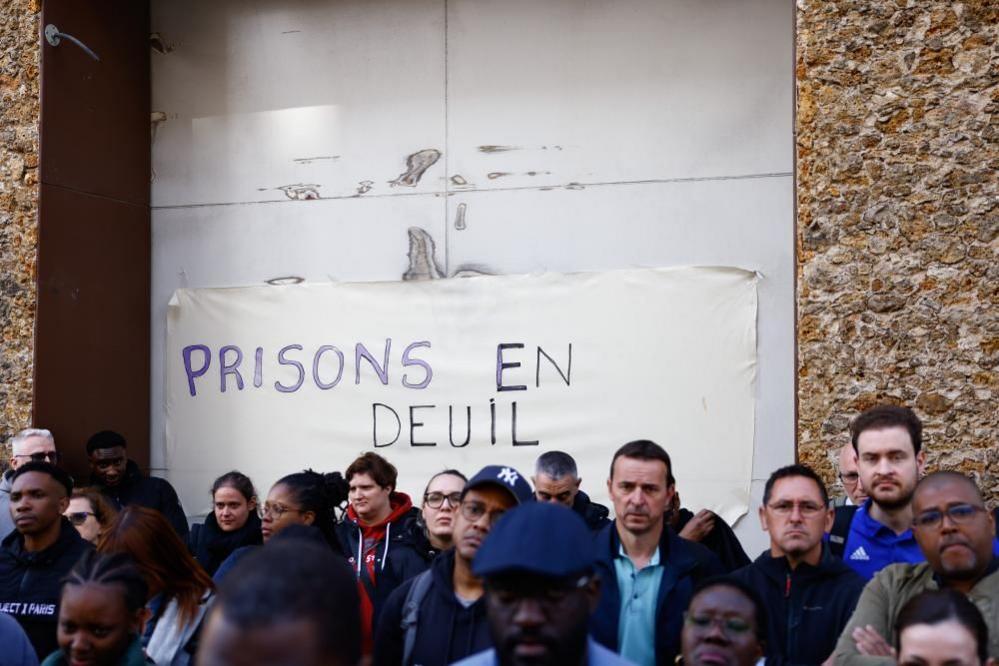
613, 544, 663, 666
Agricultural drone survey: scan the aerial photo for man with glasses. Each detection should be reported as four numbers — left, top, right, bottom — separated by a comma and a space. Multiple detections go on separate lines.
833, 471, 999, 664
833, 443, 869, 507
1, 428, 59, 539
453, 501, 633, 666
729, 465, 865, 664
373, 464, 532, 666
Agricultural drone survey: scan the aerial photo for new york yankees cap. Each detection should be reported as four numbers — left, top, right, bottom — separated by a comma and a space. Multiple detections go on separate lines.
462, 464, 533, 505
472, 502, 595, 579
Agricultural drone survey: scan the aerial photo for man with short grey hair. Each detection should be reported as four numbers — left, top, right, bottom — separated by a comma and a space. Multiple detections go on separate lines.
532, 451, 610, 533
1, 428, 58, 539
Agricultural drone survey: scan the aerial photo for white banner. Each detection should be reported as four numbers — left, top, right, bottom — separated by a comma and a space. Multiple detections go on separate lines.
166, 267, 757, 524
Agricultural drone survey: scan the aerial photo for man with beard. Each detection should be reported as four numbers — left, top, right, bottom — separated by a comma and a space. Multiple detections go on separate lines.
591, 440, 723, 666
831, 471, 999, 664
453, 502, 634, 666
730, 465, 865, 664
373, 464, 532, 666
833, 405, 927, 580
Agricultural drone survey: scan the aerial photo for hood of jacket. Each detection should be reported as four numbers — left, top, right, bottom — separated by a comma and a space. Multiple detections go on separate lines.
346, 491, 414, 536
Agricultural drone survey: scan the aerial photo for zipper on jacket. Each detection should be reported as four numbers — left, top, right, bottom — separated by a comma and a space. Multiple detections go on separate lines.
785, 571, 794, 658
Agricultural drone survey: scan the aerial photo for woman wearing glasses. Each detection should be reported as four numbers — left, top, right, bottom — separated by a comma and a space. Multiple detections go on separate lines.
64, 487, 117, 544
419, 469, 467, 555
679, 578, 767, 666
188, 471, 262, 576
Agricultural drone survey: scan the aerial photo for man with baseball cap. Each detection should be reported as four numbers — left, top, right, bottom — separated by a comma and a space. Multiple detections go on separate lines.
374, 465, 532, 666
454, 501, 634, 666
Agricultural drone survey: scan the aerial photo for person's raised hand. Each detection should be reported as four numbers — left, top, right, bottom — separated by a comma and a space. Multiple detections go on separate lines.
679, 509, 716, 542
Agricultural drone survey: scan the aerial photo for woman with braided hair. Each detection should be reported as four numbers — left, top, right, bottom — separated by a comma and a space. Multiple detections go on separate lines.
42, 550, 150, 665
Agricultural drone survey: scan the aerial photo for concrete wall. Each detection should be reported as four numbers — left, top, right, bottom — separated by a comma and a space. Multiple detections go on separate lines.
0, 0, 40, 465
795, 0, 998, 502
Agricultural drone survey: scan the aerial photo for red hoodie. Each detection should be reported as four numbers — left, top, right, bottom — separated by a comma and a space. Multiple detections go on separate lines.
345, 492, 414, 655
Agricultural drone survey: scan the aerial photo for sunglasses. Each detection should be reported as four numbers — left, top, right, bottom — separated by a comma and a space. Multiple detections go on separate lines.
67, 511, 94, 526
14, 451, 60, 464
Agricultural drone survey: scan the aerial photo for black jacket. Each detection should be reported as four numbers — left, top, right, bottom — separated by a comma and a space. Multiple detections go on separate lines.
0, 519, 93, 659
572, 491, 612, 533
730, 547, 866, 665
188, 511, 263, 576
93, 460, 189, 538
674, 507, 751, 573
335, 503, 432, 635
373, 548, 491, 666
590, 522, 724, 665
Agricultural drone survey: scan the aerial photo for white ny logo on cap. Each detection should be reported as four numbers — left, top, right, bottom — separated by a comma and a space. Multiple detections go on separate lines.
497, 467, 519, 485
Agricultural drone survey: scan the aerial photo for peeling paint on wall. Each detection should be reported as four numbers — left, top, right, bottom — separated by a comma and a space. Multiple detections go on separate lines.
292, 155, 339, 165
477, 145, 520, 153
390, 148, 441, 187
276, 183, 321, 200
355, 180, 374, 196
403, 227, 446, 281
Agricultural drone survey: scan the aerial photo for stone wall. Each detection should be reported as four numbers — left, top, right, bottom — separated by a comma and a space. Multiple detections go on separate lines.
0, 0, 40, 468
795, 0, 998, 503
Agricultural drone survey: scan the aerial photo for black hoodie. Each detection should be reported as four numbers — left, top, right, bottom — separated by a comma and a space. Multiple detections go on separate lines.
729, 546, 866, 665
0, 518, 92, 659
572, 490, 612, 534
372, 548, 490, 666
188, 511, 263, 576
93, 460, 189, 538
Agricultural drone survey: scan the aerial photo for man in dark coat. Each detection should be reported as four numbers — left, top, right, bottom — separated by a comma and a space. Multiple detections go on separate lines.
373, 464, 533, 666
86, 430, 189, 538
532, 451, 611, 533
731, 464, 865, 665
590, 440, 723, 666
0, 462, 92, 659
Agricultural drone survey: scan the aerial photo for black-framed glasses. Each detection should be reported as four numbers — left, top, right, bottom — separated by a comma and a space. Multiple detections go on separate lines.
766, 500, 824, 517
14, 451, 60, 464
261, 503, 303, 520
684, 612, 754, 638
424, 491, 462, 509
912, 503, 986, 529
459, 500, 507, 526
66, 511, 94, 526
839, 472, 860, 484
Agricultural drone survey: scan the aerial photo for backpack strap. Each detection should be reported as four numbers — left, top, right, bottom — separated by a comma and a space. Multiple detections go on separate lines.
828, 504, 859, 559
400, 569, 434, 666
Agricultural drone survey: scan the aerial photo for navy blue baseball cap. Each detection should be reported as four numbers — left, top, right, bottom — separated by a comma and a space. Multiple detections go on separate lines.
472, 502, 595, 579
462, 464, 533, 505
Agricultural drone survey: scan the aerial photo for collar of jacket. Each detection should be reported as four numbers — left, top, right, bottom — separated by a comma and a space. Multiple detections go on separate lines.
2, 517, 85, 564
752, 542, 852, 582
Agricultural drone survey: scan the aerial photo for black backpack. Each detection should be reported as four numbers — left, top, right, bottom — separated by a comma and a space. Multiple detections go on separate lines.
828, 504, 858, 559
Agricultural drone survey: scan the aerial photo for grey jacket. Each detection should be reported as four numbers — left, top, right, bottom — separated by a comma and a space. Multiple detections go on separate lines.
0, 471, 14, 541
832, 560, 999, 664
451, 637, 635, 666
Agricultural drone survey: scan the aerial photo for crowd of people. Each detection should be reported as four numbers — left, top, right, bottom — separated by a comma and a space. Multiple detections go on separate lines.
0, 404, 996, 665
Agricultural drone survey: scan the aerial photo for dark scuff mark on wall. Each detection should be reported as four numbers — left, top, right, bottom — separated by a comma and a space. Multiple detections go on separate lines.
293, 155, 339, 164
281, 30, 302, 34
565, 182, 585, 190
277, 183, 321, 200
390, 149, 442, 187
454, 203, 467, 230
478, 145, 520, 154
355, 180, 374, 196
450, 174, 469, 186
487, 172, 511, 180
403, 228, 446, 281
149, 32, 173, 54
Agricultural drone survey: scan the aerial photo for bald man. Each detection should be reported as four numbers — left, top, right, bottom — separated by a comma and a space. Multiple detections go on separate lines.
833, 444, 868, 507
832, 471, 999, 664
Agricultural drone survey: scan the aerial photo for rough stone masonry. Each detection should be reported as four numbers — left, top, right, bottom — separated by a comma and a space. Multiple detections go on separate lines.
795, 0, 998, 503
0, 0, 40, 468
